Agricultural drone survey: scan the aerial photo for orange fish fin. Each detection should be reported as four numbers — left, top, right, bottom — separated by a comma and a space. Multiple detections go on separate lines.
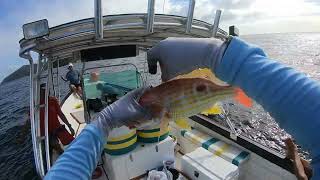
234, 88, 253, 108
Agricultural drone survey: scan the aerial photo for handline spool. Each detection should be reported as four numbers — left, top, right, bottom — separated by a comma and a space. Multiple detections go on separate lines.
105, 126, 137, 155
137, 125, 170, 143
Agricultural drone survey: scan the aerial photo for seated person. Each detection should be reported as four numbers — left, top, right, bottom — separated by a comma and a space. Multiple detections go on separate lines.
96, 83, 122, 105
90, 71, 100, 82
61, 63, 82, 98
18, 84, 75, 157
39, 84, 75, 154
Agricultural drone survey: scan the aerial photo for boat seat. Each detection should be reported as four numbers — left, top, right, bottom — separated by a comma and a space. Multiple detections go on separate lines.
181, 128, 250, 166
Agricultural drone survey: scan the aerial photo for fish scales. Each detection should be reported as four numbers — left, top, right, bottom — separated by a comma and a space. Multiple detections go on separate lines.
139, 78, 235, 121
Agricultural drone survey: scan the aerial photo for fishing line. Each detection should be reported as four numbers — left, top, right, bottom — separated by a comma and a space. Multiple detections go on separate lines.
163, 0, 166, 14
143, 49, 150, 86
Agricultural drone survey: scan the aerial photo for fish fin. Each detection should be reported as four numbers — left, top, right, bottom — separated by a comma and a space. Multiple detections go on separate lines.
201, 104, 222, 115
146, 103, 170, 135
146, 102, 165, 118
175, 118, 192, 130
159, 115, 170, 135
234, 88, 253, 108
165, 111, 172, 119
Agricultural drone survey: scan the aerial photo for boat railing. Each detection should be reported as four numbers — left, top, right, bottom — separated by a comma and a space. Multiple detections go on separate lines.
19, 0, 229, 59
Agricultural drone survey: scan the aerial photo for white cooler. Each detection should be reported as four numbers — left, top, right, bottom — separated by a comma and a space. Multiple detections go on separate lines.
104, 136, 175, 180
181, 147, 239, 180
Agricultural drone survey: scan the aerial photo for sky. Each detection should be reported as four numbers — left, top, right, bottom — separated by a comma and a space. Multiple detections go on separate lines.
0, 0, 320, 82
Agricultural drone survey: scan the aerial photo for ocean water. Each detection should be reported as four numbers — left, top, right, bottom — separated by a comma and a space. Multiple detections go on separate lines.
0, 32, 319, 179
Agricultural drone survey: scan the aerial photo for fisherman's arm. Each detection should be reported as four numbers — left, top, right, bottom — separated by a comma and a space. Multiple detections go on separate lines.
60, 76, 67, 82
215, 37, 320, 178
61, 72, 70, 82
45, 124, 105, 180
45, 88, 151, 180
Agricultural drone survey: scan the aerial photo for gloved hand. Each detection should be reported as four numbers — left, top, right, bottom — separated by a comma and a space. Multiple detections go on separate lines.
91, 87, 156, 137
147, 37, 229, 81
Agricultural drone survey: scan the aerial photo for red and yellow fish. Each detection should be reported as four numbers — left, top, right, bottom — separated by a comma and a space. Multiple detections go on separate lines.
139, 78, 251, 133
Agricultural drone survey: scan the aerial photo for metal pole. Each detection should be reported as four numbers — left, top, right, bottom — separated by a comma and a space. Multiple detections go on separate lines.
221, 105, 239, 140
94, 0, 103, 40
35, 54, 45, 177
82, 62, 90, 122
51, 58, 56, 97
22, 52, 43, 177
19, 44, 45, 177
57, 59, 60, 101
212, 9, 222, 37
44, 59, 51, 171
185, 0, 195, 33
146, 0, 155, 33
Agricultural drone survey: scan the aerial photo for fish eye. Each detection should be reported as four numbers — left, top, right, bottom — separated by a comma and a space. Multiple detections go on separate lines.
196, 84, 207, 92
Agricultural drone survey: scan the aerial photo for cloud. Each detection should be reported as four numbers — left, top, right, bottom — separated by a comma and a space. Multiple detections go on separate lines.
215, 0, 255, 9
162, 0, 258, 25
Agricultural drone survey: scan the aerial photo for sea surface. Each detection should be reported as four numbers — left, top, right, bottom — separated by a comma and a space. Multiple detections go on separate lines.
0, 32, 319, 179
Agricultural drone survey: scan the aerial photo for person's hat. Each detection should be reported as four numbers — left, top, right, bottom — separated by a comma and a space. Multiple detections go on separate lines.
68, 63, 74, 67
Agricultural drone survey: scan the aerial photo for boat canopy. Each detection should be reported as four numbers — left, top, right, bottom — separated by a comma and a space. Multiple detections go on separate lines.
19, 0, 235, 66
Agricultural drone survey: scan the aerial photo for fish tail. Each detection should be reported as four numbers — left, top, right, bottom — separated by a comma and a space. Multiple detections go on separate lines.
233, 88, 253, 108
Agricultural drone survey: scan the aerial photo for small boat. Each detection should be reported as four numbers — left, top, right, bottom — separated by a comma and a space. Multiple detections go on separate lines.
19, 0, 297, 179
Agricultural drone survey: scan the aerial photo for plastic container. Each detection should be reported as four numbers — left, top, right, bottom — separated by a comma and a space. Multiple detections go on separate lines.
181, 147, 239, 180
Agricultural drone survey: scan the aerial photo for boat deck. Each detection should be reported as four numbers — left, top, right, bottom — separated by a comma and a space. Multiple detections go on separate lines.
53, 93, 298, 180
60, 93, 86, 137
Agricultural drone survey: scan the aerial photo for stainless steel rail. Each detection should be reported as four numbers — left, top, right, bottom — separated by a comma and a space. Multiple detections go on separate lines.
146, 0, 155, 33
20, 12, 228, 58
44, 59, 51, 171
19, 47, 45, 178
94, 0, 103, 40
57, 59, 60, 101
186, 0, 195, 33
212, 9, 222, 37
36, 54, 45, 176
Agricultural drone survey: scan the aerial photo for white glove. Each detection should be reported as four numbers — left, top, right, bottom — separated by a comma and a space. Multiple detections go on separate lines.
91, 87, 157, 137
147, 37, 228, 81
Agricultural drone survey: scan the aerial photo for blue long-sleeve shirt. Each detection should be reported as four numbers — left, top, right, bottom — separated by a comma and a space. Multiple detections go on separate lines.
216, 37, 320, 178
45, 37, 320, 179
